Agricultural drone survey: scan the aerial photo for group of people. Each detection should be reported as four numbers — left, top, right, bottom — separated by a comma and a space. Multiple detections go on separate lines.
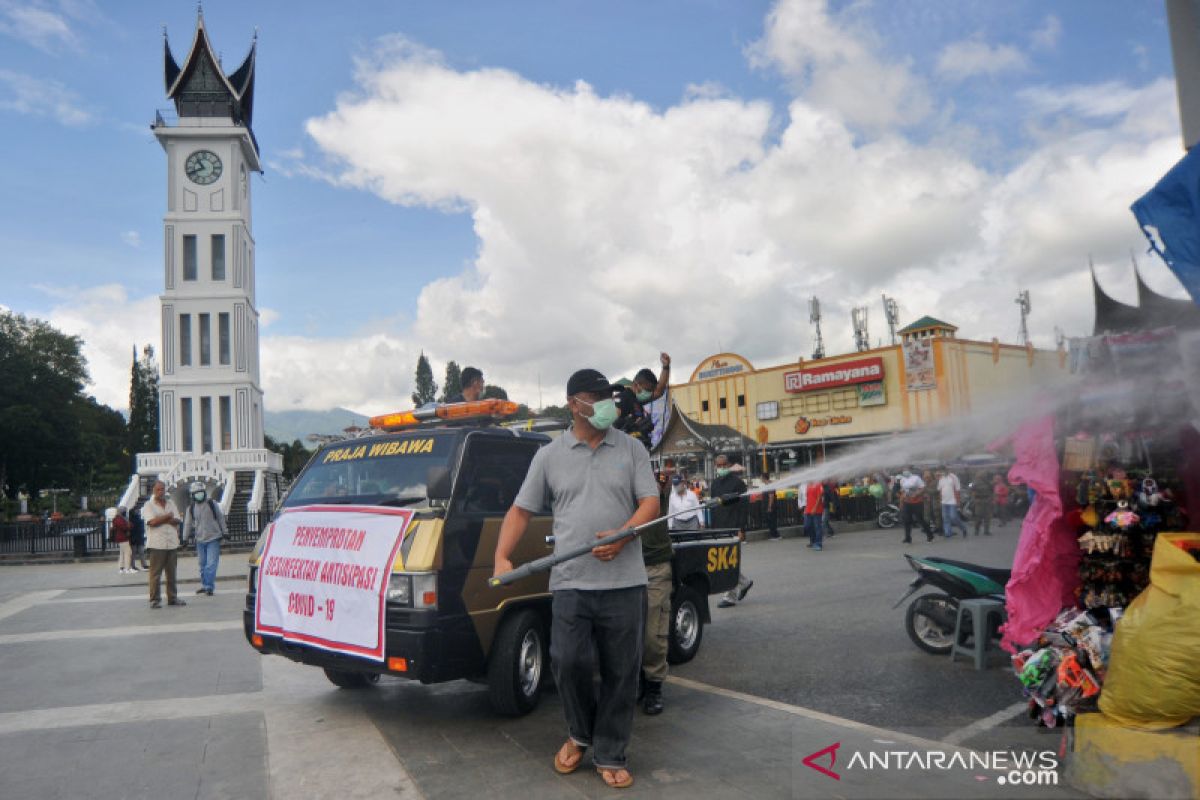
894, 468, 1017, 543
110, 479, 228, 608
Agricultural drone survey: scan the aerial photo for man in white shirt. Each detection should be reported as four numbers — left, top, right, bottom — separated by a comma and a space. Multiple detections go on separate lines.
142, 479, 186, 609
898, 469, 934, 545
667, 475, 704, 531
936, 469, 968, 539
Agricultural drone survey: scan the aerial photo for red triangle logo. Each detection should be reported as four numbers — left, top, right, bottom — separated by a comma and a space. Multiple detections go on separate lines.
802, 742, 841, 780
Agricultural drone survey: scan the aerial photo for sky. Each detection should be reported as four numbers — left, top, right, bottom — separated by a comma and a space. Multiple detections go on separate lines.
0, 0, 1191, 416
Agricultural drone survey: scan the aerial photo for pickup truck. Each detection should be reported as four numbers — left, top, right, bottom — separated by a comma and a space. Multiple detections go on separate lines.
244, 402, 740, 716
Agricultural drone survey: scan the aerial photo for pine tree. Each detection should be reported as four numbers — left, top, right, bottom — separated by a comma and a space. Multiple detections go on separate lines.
439, 361, 462, 403
128, 345, 160, 456
411, 352, 438, 406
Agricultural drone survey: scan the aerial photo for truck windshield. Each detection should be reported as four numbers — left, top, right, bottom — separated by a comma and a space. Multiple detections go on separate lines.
282, 434, 454, 509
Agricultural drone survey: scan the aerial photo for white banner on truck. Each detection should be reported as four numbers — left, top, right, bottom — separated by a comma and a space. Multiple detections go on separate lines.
254, 506, 415, 662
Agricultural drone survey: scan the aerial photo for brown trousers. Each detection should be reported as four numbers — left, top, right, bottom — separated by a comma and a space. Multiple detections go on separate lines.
147, 548, 179, 603
642, 562, 673, 682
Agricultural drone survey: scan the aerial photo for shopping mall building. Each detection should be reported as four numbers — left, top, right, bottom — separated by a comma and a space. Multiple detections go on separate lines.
655, 316, 1069, 476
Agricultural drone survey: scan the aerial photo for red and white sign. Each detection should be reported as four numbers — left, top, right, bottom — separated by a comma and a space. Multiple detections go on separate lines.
254, 506, 415, 662
784, 357, 884, 393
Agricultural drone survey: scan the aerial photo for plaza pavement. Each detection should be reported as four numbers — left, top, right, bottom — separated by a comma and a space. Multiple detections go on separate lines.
0, 530, 1083, 799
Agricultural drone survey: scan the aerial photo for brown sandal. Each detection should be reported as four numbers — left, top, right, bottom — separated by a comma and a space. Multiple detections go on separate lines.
553, 740, 586, 775
596, 767, 634, 789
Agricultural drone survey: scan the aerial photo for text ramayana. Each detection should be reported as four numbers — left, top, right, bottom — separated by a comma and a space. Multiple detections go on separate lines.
323, 438, 436, 464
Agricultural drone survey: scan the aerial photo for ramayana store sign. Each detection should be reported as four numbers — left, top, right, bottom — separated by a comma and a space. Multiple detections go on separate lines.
785, 357, 884, 393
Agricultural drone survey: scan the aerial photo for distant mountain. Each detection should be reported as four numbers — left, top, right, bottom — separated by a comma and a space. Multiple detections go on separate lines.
264, 407, 369, 445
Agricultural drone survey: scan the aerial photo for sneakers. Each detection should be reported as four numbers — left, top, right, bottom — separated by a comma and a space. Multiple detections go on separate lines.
130, 566, 143, 572
737, 580, 754, 601
642, 681, 664, 715
717, 599, 736, 608
150, 600, 162, 609
813, 544, 823, 551
206, 588, 214, 596
196, 587, 208, 595
767, 534, 782, 541
167, 599, 187, 606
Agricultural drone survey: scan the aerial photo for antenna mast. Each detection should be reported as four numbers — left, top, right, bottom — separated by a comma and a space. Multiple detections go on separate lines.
810, 297, 825, 360
851, 306, 870, 352
1016, 290, 1032, 347
881, 294, 899, 345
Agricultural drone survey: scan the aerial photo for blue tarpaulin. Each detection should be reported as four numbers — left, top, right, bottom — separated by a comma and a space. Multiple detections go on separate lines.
1131, 147, 1200, 306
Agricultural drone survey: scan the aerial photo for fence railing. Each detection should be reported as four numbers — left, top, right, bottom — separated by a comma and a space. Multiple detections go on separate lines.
0, 511, 271, 557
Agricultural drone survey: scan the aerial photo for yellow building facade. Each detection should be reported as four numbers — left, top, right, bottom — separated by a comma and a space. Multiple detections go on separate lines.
668, 317, 1069, 469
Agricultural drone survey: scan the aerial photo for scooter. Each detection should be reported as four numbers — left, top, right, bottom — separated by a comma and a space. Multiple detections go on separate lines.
893, 554, 1010, 654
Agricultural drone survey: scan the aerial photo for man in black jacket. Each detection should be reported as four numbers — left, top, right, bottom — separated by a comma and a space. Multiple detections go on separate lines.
710, 455, 753, 608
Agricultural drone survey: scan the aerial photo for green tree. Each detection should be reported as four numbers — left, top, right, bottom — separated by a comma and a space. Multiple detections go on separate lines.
412, 352, 438, 406
439, 360, 462, 403
127, 344, 159, 456
539, 404, 573, 421
264, 435, 314, 480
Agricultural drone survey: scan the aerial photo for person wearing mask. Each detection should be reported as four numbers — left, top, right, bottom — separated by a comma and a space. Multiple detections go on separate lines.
713, 455, 753, 608
667, 474, 704, 531
494, 369, 658, 790
111, 506, 135, 574
614, 353, 671, 450
183, 481, 228, 596
970, 472, 993, 536
936, 469, 968, 538
446, 366, 485, 403
142, 480, 186, 609
899, 468, 934, 545
803, 480, 825, 550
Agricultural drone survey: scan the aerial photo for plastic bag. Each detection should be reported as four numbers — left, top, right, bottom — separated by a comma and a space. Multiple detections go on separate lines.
1099, 533, 1200, 729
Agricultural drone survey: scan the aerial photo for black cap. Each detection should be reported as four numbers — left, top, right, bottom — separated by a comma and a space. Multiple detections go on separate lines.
566, 368, 616, 396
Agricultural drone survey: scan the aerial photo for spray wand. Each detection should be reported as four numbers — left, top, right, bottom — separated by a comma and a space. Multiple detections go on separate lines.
488, 492, 745, 587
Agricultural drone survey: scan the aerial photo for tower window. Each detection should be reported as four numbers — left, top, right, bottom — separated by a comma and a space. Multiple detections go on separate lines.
719, 397, 728, 410
199, 313, 211, 366
179, 314, 192, 366
200, 396, 213, 452
211, 234, 226, 280
219, 396, 232, 450
183, 235, 197, 281
701, 400, 710, 412
218, 313, 230, 365
180, 397, 193, 451
737, 394, 746, 408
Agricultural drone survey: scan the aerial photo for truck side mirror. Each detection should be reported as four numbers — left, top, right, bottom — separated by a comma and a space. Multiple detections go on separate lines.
426, 466, 452, 502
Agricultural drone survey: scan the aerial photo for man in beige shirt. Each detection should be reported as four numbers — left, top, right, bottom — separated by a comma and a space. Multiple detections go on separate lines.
142, 480, 186, 609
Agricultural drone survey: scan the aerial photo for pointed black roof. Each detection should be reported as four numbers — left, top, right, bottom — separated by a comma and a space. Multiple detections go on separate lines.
1092, 262, 1200, 335
164, 14, 256, 139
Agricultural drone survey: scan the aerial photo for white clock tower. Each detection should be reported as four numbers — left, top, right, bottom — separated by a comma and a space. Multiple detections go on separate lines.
130, 13, 282, 521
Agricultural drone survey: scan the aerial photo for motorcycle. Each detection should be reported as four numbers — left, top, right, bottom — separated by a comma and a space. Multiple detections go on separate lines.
893, 554, 1010, 654
877, 502, 900, 528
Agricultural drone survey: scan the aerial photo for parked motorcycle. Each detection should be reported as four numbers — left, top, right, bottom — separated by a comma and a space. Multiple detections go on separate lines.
894, 554, 1010, 654
877, 502, 899, 528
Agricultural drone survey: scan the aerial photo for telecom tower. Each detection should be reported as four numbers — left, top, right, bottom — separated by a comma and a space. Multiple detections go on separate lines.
810, 297, 825, 360
851, 306, 870, 352
1016, 290, 1032, 347
881, 294, 900, 345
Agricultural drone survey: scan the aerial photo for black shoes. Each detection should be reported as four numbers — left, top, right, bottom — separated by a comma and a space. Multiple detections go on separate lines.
168, 599, 187, 606
642, 681, 664, 715
737, 580, 754, 601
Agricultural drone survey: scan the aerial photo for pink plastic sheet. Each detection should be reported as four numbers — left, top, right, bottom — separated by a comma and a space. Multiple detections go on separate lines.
993, 414, 1080, 652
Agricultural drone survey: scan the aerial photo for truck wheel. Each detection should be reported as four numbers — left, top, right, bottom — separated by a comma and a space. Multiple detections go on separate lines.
323, 668, 379, 689
668, 586, 704, 665
488, 609, 546, 716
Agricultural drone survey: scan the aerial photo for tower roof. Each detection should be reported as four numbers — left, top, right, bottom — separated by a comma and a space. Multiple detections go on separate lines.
1090, 262, 1200, 334
164, 14, 256, 134
897, 316, 957, 335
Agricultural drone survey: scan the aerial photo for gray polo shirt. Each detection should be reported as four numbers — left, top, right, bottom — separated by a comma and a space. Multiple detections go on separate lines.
514, 425, 658, 591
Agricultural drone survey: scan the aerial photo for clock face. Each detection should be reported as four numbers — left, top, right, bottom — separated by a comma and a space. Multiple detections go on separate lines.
185, 150, 223, 185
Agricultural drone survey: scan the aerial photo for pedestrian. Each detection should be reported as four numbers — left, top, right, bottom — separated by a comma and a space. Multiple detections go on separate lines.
821, 480, 837, 538
993, 475, 1011, 527
111, 506, 136, 574
142, 480, 186, 609
763, 478, 781, 541
867, 476, 885, 509
639, 473, 688, 717
803, 480, 825, 550
445, 366, 484, 403
899, 468, 933, 545
970, 473, 993, 536
129, 505, 149, 570
936, 469, 968, 538
183, 481, 228, 596
713, 455, 753, 608
493, 368, 658, 790
667, 475, 704, 531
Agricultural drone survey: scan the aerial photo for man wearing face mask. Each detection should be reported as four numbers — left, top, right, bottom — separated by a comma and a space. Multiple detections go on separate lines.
712, 454, 753, 608
494, 368, 660, 790
613, 353, 671, 449
183, 481, 228, 596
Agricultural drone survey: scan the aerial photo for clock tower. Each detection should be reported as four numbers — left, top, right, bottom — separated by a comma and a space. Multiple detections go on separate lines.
131, 12, 282, 521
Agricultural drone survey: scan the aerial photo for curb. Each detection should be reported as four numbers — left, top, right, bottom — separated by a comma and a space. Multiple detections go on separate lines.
0, 544, 255, 568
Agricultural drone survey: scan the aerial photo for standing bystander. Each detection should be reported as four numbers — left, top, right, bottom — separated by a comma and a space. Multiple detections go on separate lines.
899, 468, 934, 545
970, 473, 994, 536
994, 475, 1011, 527
111, 506, 134, 574
142, 480, 186, 609
803, 481, 825, 550
936, 469, 968, 538
183, 481, 228, 596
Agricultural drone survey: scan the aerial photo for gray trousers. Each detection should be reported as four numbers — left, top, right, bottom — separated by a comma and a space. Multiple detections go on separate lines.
550, 586, 646, 770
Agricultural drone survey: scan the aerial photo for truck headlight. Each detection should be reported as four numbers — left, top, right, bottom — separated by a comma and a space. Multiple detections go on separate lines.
387, 572, 437, 609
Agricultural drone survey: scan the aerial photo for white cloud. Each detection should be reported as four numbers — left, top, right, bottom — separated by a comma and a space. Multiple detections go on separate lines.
121, 230, 141, 248
0, 1, 77, 52
1030, 15, 1062, 51
0, 68, 90, 125
745, 0, 932, 132
936, 38, 1028, 82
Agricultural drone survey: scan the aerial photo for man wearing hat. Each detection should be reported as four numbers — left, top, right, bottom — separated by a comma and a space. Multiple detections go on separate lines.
494, 368, 660, 790
183, 481, 228, 596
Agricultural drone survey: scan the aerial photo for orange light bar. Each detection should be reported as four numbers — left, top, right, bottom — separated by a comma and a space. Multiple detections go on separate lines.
387, 657, 408, 672
251, 634, 264, 648
369, 399, 520, 430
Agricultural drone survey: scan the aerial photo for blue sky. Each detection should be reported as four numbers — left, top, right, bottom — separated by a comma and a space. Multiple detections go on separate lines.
0, 0, 1188, 414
